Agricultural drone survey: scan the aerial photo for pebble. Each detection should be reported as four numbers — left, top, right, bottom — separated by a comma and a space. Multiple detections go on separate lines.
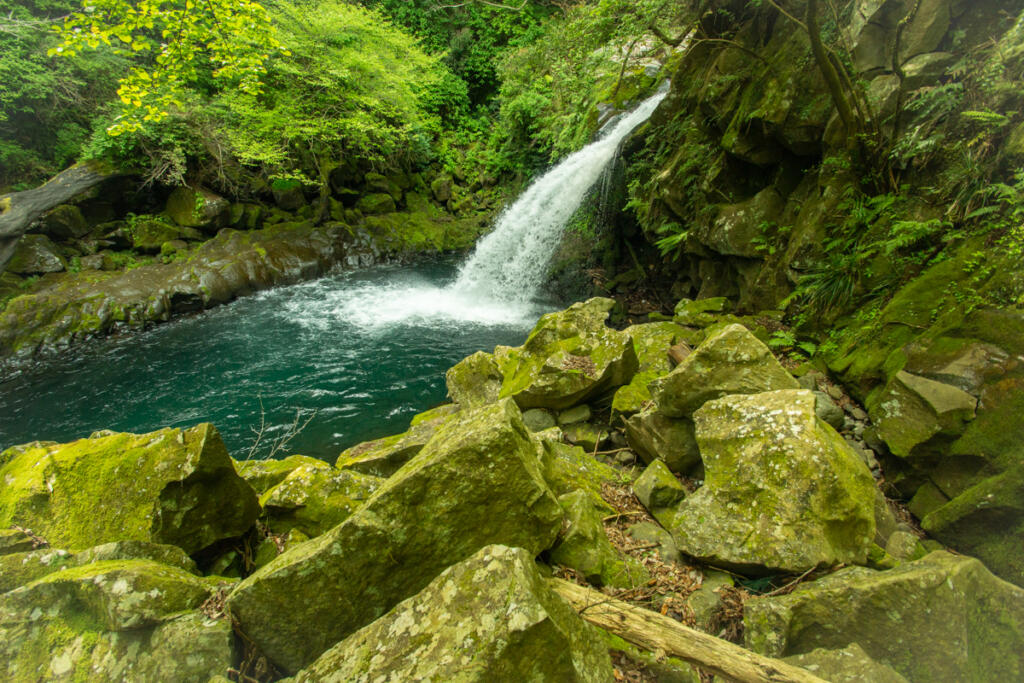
826, 384, 844, 400
615, 450, 637, 465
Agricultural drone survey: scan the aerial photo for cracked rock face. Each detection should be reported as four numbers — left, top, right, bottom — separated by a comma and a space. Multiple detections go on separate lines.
665, 389, 877, 573
293, 544, 613, 683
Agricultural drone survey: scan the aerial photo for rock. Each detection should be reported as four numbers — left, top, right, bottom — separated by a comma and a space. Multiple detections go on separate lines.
409, 403, 459, 426
650, 323, 798, 418
873, 490, 900, 547
165, 186, 230, 231
884, 530, 925, 561
7, 234, 66, 274
259, 462, 384, 537
0, 547, 75, 593
78, 253, 104, 270
613, 322, 691, 416
744, 551, 1024, 682
336, 416, 448, 478
430, 175, 453, 202
633, 460, 686, 511
40, 205, 91, 240
687, 570, 734, 632
363, 172, 403, 201
0, 424, 259, 555
535, 433, 619, 512
292, 545, 613, 682
623, 405, 701, 474
561, 422, 609, 452
130, 217, 203, 252
252, 528, 309, 570
901, 51, 956, 89
921, 462, 1024, 586
813, 391, 845, 429
271, 179, 306, 210
522, 408, 557, 432
226, 400, 563, 673
446, 350, 504, 409
695, 189, 785, 258
667, 390, 877, 573
550, 491, 648, 588
355, 192, 397, 215
784, 643, 908, 683
870, 370, 978, 457
557, 404, 592, 425
233, 454, 325, 495
626, 521, 682, 564
0, 559, 234, 681
496, 298, 639, 410
672, 297, 732, 327
0, 528, 36, 555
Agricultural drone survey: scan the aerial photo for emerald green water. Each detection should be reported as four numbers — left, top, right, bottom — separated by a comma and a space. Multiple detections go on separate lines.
0, 259, 551, 461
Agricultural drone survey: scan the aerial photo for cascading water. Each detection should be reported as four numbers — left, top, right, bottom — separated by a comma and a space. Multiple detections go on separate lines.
450, 85, 669, 305
0, 86, 670, 457
324, 84, 669, 329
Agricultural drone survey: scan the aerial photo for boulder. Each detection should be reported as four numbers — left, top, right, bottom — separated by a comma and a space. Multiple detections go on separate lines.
900, 51, 956, 90
356, 192, 397, 215
259, 462, 384, 537
430, 175, 453, 202
624, 406, 702, 474
535, 432, 619, 512
557, 404, 592, 425
6, 235, 66, 274
650, 324, 798, 418
666, 390, 876, 573
870, 370, 977, 458
613, 322, 691, 415
226, 400, 563, 673
695, 189, 785, 258
496, 298, 639, 410
921, 462, 1024, 586
633, 460, 687, 511
626, 521, 682, 564
744, 551, 1024, 682
446, 350, 504, 409
40, 205, 91, 240
336, 416, 448, 478
0, 548, 74, 593
271, 179, 306, 211
686, 569, 734, 632
549, 490, 647, 588
0, 424, 259, 555
561, 422, 609, 452
522, 408, 557, 432
292, 545, 613, 682
0, 559, 233, 681
784, 643, 908, 683
0, 528, 36, 555
233, 454, 325, 496
165, 186, 230, 231
672, 297, 731, 328
130, 217, 203, 252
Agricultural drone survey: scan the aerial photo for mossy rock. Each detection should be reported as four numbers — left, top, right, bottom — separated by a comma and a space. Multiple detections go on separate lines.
535, 431, 619, 514
549, 490, 648, 589
130, 217, 204, 253
632, 459, 686, 511
0, 423, 259, 555
259, 462, 384, 538
613, 321, 691, 416
496, 298, 639, 410
7, 235, 67, 275
0, 559, 233, 681
650, 323, 798, 418
165, 186, 230, 231
356, 192, 397, 215
336, 412, 452, 478
744, 551, 1024, 682
226, 400, 563, 674
233, 454, 325, 496
784, 643, 908, 683
446, 350, 504, 409
668, 390, 877, 573
292, 545, 613, 682
623, 406, 701, 475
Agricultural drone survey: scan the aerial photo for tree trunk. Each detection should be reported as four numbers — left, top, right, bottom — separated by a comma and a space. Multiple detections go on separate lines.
548, 578, 827, 683
0, 162, 117, 273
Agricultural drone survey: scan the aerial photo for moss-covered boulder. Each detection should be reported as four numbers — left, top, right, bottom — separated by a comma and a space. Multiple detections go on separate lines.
549, 490, 648, 588
534, 431, 619, 513
259, 462, 383, 537
0, 424, 259, 555
650, 323, 798, 417
0, 528, 36, 555
0, 559, 234, 681
40, 204, 91, 240
446, 350, 505, 409
130, 217, 204, 253
356, 192, 397, 215
666, 390, 876, 572
292, 545, 613, 682
226, 400, 563, 673
744, 551, 1024, 682
612, 321, 692, 416
624, 406, 701, 474
672, 297, 731, 328
7, 235, 66, 274
336, 412, 451, 478
921, 462, 1024, 586
496, 298, 639, 410
166, 186, 230, 231
633, 459, 687, 511
784, 643, 908, 683
870, 370, 978, 458
233, 454, 325, 496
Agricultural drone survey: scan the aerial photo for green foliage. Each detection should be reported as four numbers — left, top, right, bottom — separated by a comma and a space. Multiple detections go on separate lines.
50, 0, 288, 135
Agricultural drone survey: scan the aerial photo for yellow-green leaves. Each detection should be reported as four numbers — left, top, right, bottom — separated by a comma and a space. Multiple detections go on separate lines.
50, 0, 287, 135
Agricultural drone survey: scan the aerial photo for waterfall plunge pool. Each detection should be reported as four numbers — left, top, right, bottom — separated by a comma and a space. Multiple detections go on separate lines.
0, 257, 555, 460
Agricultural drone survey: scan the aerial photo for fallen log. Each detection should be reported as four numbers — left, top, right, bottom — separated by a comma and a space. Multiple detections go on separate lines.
548, 578, 826, 683
0, 161, 117, 273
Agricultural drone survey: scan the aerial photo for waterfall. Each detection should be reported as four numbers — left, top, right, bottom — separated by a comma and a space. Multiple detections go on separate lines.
449, 85, 669, 303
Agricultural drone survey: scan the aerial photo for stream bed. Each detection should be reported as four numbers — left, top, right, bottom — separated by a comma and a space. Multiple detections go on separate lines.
0, 258, 552, 460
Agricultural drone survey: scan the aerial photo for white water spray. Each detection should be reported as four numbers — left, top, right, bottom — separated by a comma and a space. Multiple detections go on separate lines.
308, 86, 668, 330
